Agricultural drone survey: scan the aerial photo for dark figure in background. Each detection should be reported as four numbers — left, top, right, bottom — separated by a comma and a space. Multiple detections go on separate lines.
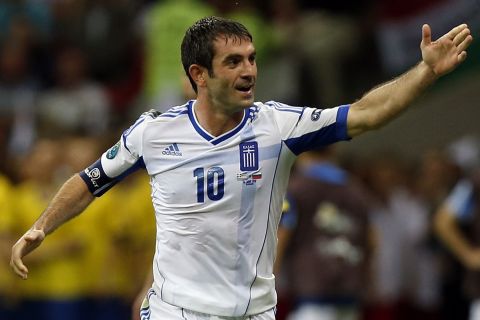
435, 138, 480, 320
276, 147, 373, 320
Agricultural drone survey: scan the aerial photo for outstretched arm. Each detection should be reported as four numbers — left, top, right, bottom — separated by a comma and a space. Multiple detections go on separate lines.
10, 174, 94, 279
347, 24, 473, 137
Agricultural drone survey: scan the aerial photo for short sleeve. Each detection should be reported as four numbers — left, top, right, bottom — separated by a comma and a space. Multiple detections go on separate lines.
101, 114, 148, 178
266, 101, 350, 155
80, 112, 154, 196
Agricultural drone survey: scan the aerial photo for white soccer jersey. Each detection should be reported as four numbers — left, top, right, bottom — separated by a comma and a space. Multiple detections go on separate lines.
80, 100, 350, 317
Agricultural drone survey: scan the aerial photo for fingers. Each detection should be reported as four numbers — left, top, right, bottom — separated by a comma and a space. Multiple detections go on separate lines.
422, 24, 431, 46
453, 27, 471, 46
10, 241, 29, 279
458, 51, 468, 63
10, 259, 28, 279
446, 23, 469, 40
457, 34, 474, 53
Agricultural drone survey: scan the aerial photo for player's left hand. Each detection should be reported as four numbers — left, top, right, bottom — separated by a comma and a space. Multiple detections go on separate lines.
421, 23, 473, 77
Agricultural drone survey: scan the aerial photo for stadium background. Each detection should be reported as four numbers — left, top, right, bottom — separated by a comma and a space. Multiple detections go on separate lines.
0, 0, 479, 319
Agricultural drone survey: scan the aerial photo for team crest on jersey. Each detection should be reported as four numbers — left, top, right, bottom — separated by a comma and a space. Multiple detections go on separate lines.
106, 141, 120, 159
239, 141, 259, 171
238, 141, 261, 185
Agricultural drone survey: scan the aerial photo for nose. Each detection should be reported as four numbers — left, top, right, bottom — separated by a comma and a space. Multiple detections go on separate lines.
241, 60, 256, 79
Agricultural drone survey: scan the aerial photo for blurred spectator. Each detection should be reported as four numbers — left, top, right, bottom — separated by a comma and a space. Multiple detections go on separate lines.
141, 0, 214, 110
410, 149, 462, 320
85, 172, 155, 320
0, 174, 15, 320
49, 0, 87, 46
61, 136, 105, 174
49, 0, 143, 119
0, 0, 53, 83
13, 139, 91, 320
416, 149, 460, 210
11, 137, 153, 320
37, 45, 110, 137
268, 0, 376, 107
60, 136, 154, 320
0, 39, 38, 180
82, 0, 140, 82
276, 147, 373, 320
364, 154, 431, 320
434, 136, 480, 320
0, 0, 52, 44
59, 135, 151, 320
50, 0, 139, 79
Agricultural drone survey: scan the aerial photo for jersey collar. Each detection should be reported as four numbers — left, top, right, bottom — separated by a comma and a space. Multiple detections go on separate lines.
187, 100, 251, 145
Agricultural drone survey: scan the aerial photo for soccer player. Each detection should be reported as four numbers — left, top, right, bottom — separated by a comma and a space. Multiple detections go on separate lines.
11, 16, 473, 319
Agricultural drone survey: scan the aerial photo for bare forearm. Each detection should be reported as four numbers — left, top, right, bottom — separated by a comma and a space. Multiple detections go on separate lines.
434, 206, 475, 265
360, 62, 436, 123
348, 61, 437, 136
33, 174, 94, 235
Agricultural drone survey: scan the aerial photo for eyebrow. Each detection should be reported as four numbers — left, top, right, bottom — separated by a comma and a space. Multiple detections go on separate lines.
223, 54, 242, 62
222, 51, 257, 63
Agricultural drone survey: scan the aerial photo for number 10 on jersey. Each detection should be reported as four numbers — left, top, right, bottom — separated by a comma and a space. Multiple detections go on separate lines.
194, 167, 225, 202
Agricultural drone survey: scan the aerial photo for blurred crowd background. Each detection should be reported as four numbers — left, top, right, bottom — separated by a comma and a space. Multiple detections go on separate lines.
0, 0, 479, 319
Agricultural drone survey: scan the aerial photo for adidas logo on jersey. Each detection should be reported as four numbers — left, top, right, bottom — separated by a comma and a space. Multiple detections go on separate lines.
162, 143, 182, 156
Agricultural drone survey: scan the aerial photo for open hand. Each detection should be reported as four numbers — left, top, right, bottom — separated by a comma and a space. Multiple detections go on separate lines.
10, 229, 46, 279
421, 23, 473, 77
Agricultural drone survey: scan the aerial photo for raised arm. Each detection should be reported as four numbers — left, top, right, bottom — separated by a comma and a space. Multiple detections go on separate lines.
10, 174, 94, 279
347, 24, 473, 137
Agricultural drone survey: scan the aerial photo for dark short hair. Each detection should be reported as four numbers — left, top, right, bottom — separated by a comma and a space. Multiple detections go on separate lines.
181, 16, 252, 93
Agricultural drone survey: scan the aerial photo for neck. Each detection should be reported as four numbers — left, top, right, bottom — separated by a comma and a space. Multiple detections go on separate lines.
194, 98, 245, 137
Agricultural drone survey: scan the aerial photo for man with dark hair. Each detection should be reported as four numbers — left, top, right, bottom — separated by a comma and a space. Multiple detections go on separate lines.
11, 16, 473, 319
181, 16, 253, 93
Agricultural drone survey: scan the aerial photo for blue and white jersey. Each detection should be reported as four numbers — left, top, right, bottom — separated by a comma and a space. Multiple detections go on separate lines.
80, 100, 350, 317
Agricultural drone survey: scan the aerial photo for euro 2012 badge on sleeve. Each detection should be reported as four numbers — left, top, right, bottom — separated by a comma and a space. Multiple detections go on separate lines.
106, 141, 121, 159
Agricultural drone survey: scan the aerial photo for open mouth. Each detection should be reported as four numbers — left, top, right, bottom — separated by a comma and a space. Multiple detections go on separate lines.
235, 83, 254, 93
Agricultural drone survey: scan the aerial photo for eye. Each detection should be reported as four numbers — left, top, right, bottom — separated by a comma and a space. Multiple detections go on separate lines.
227, 57, 241, 67
248, 54, 256, 64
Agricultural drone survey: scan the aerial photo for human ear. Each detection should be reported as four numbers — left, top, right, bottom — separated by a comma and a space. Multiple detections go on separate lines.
189, 65, 207, 89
